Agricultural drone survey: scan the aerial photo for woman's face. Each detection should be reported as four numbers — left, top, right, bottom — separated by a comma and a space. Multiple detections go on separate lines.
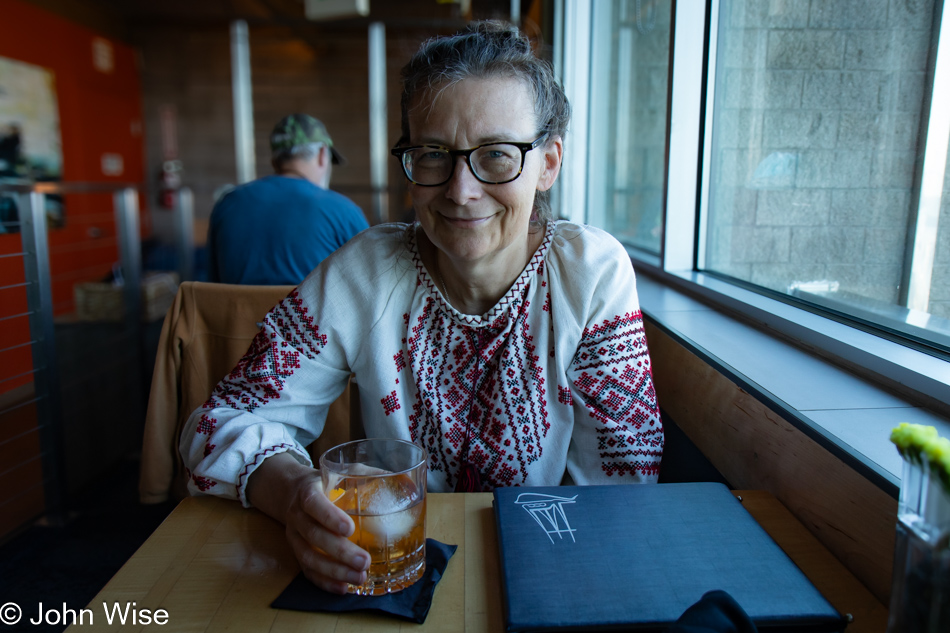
407, 76, 562, 269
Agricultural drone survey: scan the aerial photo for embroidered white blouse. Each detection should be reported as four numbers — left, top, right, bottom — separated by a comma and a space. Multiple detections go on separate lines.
180, 221, 664, 505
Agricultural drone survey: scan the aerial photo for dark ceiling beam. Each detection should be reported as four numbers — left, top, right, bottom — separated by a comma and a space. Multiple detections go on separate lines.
252, 0, 327, 55
24, 0, 131, 42
93, 0, 510, 40
119, 14, 472, 28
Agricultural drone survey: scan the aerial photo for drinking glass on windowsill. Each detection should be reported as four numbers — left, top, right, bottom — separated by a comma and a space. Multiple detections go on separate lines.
887, 424, 950, 633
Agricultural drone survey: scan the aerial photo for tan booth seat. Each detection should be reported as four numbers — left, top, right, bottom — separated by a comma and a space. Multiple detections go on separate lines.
139, 281, 358, 504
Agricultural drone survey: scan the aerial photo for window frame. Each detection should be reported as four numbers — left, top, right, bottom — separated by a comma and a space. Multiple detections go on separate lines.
555, 0, 950, 417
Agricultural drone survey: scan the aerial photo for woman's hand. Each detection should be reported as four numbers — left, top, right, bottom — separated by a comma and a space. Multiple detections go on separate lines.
246, 452, 371, 594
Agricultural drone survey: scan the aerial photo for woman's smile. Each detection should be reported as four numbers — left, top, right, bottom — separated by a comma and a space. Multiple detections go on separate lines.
438, 212, 495, 227
408, 76, 560, 280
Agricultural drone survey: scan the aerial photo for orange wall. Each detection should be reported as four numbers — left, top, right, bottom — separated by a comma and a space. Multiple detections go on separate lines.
0, 0, 145, 395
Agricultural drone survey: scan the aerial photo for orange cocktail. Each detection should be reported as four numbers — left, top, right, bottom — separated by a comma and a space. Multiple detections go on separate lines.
320, 439, 427, 596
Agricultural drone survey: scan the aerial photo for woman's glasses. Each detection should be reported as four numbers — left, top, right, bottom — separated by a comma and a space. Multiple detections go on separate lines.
391, 136, 545, 186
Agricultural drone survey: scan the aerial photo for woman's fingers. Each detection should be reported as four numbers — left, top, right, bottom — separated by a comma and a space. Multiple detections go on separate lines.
244, 455, 369, 593
285, 475, 371, 592
286, 526, 366, 594
299, 481, 354, 537
294, 479, 370, 569
294, 512, 370, 571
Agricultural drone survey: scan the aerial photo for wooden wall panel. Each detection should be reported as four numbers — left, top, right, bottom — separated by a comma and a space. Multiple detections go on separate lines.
138, 23, 443, 232
645, 320, 897, 605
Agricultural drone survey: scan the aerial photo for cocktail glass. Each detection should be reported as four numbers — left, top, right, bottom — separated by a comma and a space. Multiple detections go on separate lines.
320, 438, 428, 596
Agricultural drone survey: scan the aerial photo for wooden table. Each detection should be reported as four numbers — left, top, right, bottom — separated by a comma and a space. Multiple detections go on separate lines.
69, 491, 888, 632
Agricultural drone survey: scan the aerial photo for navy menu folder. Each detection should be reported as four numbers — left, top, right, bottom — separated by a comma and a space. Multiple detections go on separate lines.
492, 483, 846, 632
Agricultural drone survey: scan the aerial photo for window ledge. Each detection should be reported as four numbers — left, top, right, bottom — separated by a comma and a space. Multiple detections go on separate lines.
634, 262, 950, 497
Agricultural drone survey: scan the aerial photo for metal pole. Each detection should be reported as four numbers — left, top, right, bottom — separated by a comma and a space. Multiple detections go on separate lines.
18, 191, 66, 524
113, 188, 145, 419
510, 0, 521, 26
231, 20, 256, 185
114, 188, 142, 322
175, 187, 195, 282
369, 22, 388, 225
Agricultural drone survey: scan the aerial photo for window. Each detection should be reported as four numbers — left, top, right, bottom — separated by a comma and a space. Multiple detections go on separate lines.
570, 0, 950, 356
552, 0, 950, 422
702, 0, 950, 352
585, 0, 672, 255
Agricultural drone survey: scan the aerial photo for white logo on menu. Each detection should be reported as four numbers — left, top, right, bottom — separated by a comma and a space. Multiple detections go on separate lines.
515, 493, 578, 544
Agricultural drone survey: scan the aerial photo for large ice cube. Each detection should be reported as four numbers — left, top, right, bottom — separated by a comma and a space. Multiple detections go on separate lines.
323, 462, 390, 500
363, 477, 413, 515
360, 477, 419, 541
344, 463, 391, 477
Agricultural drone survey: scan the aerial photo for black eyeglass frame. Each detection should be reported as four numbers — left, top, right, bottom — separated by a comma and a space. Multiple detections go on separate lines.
390, 135, 547, 186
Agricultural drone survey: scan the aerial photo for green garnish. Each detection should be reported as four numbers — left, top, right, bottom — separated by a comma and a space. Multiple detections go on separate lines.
891, 423, 950, 496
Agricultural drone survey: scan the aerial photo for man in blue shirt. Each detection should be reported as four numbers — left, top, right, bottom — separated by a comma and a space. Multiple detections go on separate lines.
207, 114, 369, 285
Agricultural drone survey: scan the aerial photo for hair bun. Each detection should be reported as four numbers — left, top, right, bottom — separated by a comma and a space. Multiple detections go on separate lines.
465, 19, 531, 54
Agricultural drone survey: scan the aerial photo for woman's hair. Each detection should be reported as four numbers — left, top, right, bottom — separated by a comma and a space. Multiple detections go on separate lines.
399, 20, 571, 222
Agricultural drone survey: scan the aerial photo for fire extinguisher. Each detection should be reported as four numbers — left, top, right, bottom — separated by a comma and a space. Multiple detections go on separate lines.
158, 159, 182, 209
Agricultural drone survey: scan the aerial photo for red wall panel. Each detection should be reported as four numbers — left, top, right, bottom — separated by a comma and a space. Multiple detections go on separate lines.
0, 0, 146, 395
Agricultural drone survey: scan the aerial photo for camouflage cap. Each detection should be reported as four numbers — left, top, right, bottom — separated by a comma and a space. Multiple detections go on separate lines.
269, 113, 345, 165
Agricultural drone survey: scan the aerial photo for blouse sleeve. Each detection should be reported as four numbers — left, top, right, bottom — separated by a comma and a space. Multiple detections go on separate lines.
552, 226, 664, 485
179, 287, 354, 506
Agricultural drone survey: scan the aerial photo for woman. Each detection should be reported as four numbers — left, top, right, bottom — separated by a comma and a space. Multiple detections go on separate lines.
181, 21, 663, 594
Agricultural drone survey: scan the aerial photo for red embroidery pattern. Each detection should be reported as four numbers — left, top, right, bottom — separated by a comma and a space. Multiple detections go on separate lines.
272, 289, 328, 358
572, 311, 663, 477
409, 226, 551, 327
406, 300, 551, 490
196, 413, 216, 435
381, 390, 401, 416
401, 225, 556, 491
191, 474, 217, 491
203, 290, 327, 415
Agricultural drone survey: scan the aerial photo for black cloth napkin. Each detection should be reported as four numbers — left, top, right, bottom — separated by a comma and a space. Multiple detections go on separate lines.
667, 590, 759, 633
271, 539, 457, 624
